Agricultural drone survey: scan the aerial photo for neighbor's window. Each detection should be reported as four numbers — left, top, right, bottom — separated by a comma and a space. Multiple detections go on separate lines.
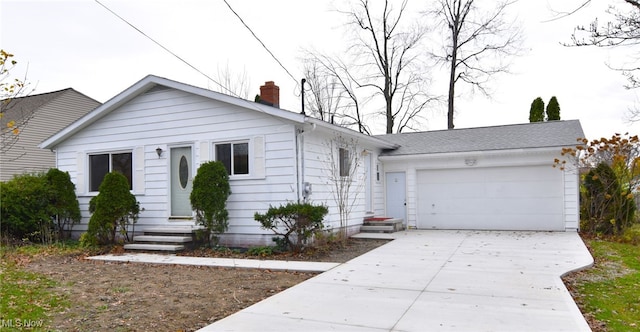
89, 152, 132, 191
215, 142, 249, 175
339, 147, 350, 177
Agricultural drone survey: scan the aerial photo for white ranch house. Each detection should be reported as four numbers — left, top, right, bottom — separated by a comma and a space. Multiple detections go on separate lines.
40, 75, 583, 247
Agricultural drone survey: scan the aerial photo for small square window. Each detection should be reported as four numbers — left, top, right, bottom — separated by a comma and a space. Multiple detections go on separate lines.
215, 142, 249, 175
89, 152, 132, 191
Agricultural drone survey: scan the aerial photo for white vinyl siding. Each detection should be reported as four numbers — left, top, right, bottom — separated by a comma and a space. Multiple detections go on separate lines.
53, 88, 298, 237
299, 131, 374, 234
381, 148, 579, 231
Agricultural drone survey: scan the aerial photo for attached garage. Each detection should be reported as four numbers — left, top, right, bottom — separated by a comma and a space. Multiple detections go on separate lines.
377, 120, 584, 232
416, 165, 564, 230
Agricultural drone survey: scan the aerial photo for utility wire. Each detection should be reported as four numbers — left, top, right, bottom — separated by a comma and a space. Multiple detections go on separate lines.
222, 0, 299, 86
94, 0, 240, 98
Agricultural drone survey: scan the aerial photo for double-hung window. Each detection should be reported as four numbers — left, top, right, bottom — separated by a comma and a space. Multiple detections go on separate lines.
215, 142, 249, 176
89, 152, 133, 191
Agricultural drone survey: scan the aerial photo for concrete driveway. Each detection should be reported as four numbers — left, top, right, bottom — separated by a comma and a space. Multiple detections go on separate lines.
199, 230, 594, 332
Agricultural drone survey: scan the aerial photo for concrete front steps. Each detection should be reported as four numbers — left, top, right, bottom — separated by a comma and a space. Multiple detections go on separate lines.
124, 226, 202, 252
359, 217, 404, 233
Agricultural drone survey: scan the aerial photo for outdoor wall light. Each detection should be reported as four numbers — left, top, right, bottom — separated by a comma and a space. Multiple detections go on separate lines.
156, 147, 163, 158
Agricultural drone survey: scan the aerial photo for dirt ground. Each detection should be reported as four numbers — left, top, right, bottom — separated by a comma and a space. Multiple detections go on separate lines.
24, 238, 389, 332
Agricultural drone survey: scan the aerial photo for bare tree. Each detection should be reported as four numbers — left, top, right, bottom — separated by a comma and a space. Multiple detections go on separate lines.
568, 1, 640, 86
211, 63, 251, 99
323, 134, 364, 240
303, 60, 335, 123
430, 0, 522, 129
570, 1, 640, 52
568, 1, 640, 120
341, 0, 434, 134
302, 52, 371, 135
1, 50, 32, 157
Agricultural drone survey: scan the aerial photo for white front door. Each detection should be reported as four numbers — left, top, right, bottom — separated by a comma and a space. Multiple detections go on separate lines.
170, 146, 193, 217
385, 172, 406, 222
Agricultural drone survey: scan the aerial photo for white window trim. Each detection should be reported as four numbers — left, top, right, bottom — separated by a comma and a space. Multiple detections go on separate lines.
213, 140, 251, 178
86, 149, 135, 194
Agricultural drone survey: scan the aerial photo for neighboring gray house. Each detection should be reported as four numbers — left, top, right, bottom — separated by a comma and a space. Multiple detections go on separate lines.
1, 88, 100, 181
40, 75, 583, 247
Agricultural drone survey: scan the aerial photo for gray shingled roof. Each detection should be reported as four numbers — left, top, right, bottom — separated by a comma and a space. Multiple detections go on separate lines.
376, 120, 584, 156
1, 88, 72, 125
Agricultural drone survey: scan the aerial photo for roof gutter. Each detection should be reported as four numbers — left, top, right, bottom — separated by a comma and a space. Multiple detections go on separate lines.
304, 117, 399, 149
378, 146, 570, 161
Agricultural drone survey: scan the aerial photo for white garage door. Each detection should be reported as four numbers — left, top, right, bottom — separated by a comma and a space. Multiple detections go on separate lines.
417, 165, 564, 231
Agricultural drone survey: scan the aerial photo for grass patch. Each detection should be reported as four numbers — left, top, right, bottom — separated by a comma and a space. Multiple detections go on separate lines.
573, 239, 640, 331
0, 241, 85, 331
112, 286, 130, 293
0, 262, 69, 331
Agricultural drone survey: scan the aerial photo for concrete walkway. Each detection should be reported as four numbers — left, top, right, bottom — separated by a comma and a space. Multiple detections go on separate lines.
197, 230, 594, 332
88, 253, 339, 272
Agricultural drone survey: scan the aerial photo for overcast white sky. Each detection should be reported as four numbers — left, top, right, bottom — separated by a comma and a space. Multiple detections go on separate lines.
1, 0, 639, 140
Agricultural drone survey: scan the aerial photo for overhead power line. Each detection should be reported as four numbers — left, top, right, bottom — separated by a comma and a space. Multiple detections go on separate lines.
94, 0, 240, 98
222, 0, 299, 86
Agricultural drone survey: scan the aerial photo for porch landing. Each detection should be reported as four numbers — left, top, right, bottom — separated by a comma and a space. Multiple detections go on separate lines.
359, 217, 404, 234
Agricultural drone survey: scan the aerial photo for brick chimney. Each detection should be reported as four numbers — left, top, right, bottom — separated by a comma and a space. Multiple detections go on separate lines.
259, 81, 279, 108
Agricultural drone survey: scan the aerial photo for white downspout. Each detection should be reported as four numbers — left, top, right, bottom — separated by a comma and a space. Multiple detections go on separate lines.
295, 127, 303, 202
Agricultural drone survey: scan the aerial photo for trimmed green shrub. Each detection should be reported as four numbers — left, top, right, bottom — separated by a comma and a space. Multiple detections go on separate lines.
45, 168, 81, 240
87, 172, 140, 244
254, 202, 328, 252
190, 161, 231, 247
0, 173, 51, 242
0, 169, 82, 243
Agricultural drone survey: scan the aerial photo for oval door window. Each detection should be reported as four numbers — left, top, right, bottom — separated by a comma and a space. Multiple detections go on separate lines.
179, 155, 189, 189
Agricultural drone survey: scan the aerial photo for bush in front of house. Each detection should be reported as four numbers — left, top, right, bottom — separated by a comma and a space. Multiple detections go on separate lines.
0, 173, 51, 243
86, 172, 140, 245
0, 170, 81, 244
254, 202, 328, 252
45, 168, 81, 240
190, 161, 231, 247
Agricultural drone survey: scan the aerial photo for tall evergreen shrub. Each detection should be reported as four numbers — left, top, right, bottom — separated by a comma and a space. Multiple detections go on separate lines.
45, 168, 81, 239
86, 172, 140, 245
190, 161, 231, 247
546, 96, 561, 121
529, 97, 545, 122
